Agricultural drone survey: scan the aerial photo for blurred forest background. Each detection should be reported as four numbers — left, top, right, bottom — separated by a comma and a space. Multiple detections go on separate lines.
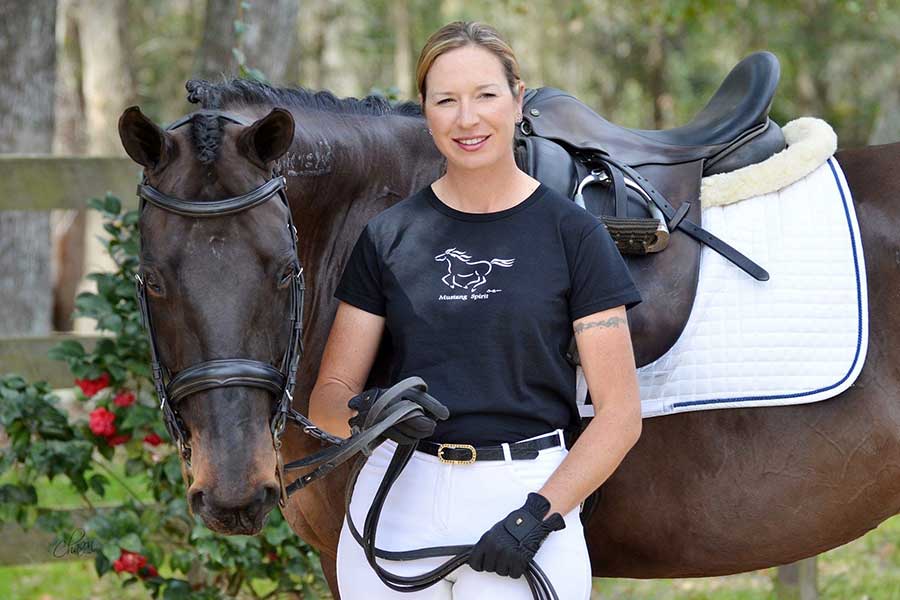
3, 0, 900, 337
52, 0, 900, 150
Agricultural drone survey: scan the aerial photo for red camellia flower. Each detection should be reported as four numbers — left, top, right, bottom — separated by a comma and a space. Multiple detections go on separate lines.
143, 433, 163, 446
112, 549, 147, 574
113, 390, 135, 407
107, 434, 131, 446
88, 407, 116, 437
75, 373, 110, 397
140, 564, 159, 579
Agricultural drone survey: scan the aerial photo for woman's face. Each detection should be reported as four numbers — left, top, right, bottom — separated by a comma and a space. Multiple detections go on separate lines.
422, 44, 523, 172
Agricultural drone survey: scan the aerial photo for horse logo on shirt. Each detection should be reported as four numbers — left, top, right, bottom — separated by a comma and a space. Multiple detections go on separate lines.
434, 248, 515, 292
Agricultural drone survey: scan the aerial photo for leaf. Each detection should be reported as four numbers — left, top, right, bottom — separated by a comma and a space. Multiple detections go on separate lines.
89, 474, 109, 497
75, 292, 112, 316
95, 551, 111, 576
104, 194, 122, 215
246, 67, 268, 83
47, 340, 86, 361
118, 532, 143, 553
102, 540, 121, 562
122, 210, 140, 227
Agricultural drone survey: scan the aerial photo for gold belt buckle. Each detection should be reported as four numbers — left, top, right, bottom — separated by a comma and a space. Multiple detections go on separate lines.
436, 443, 477, 465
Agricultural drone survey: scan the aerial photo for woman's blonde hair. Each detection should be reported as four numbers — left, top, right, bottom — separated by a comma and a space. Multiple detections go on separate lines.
415, 21, 522, 103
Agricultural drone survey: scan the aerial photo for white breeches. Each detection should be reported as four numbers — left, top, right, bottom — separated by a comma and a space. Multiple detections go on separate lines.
336, 430, 592, 599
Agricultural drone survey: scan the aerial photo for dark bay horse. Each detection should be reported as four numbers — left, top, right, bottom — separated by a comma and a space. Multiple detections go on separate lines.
118, 80, 900, 594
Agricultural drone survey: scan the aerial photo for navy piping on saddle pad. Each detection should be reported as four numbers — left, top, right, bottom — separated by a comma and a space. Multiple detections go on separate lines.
672, 157, 864, 410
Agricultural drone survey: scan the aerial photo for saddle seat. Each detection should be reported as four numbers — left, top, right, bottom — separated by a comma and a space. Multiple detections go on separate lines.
521, 52, 784, 176
516, 52, 783, 368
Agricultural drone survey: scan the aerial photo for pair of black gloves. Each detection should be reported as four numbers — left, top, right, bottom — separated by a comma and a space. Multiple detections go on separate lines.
347, 385, 566, 580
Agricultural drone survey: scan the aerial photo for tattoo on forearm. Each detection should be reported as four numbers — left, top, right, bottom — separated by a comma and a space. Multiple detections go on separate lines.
574, 316, 625, 334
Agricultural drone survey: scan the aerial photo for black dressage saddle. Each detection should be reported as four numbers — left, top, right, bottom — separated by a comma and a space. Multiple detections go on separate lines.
515, 52, 783, 368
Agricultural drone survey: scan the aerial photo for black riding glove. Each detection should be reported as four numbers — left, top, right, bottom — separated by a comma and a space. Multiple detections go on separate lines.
467, 492, 566, 579
347, 383, 449, 444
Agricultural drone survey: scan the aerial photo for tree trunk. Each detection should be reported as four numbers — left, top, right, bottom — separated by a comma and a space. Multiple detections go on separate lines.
72, 0, 134, 333
52, 0, 85, 332
242, 0, 300, 85
0, 0, 56, 337
319, 0, 361, 97
76, 0, 133, 156
193, 0, 239, 80
391, 0, 412, 99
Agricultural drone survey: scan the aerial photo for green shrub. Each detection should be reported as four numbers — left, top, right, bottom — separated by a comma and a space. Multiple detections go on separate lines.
0, 194, 328, 599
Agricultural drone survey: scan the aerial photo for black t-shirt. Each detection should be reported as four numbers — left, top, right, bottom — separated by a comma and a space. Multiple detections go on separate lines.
334, 183, 641, 445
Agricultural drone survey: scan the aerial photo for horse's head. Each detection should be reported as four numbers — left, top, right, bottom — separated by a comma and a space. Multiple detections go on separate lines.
118, 106, 298, 534
434, 247, 456, 262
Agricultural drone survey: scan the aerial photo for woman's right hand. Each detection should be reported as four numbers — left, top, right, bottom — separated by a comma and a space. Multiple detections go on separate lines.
347, 382, 449, 444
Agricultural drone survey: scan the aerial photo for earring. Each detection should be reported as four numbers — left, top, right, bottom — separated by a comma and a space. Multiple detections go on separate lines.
428, 129, 433, 136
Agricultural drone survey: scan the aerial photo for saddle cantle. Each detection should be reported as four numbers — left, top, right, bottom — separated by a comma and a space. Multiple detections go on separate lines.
516, 52, 783, 369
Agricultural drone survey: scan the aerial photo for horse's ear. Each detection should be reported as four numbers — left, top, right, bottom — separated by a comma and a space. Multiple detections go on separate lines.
118, 106, 174, 169
238, 108, 295, 169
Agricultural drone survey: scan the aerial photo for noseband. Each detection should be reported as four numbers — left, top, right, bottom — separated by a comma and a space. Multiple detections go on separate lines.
134, 110, 311, 505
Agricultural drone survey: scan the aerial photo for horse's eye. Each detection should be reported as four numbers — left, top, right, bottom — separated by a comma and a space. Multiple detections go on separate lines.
142, 269, 165, 296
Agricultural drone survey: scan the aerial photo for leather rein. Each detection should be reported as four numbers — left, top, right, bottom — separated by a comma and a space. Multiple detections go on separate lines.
136, 110, 558, 599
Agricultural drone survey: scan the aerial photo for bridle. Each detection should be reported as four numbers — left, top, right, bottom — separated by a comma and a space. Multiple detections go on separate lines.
134, 110, 328, 506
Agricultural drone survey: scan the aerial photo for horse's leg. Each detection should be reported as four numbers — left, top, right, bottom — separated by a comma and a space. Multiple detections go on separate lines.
583, 146, 900, 578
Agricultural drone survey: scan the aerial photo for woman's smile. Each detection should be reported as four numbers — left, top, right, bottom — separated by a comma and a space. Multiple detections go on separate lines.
453, 134, 491, 151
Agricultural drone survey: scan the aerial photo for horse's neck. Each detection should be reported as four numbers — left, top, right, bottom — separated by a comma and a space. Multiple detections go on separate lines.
285, 108, 443, 413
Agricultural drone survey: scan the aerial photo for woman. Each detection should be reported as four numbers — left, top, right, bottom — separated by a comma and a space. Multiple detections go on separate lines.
309, 21, 643, 599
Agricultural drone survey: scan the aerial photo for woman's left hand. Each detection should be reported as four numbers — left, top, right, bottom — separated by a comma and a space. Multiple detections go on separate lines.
467, 492, 565, 578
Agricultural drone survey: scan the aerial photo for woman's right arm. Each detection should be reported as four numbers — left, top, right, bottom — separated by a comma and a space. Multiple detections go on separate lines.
308, 301, 386, 438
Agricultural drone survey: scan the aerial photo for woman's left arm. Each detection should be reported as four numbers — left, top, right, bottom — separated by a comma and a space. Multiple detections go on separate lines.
538, 304, 643, 518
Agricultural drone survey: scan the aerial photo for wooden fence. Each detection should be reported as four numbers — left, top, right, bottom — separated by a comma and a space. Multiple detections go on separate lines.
0, 154, 818, 597
0, 155, 138, 387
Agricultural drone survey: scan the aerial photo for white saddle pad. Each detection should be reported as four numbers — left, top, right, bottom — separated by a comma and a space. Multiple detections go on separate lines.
578, 157, 868, 418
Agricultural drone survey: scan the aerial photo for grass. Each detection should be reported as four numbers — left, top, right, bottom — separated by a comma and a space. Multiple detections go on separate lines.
2, 464, 897, 599
1, 515, 897, 599
593, 515, 900, 599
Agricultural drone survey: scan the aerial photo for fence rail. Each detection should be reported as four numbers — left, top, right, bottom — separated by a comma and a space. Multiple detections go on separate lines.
0, 155, 138, 211
0, 334, 103, 387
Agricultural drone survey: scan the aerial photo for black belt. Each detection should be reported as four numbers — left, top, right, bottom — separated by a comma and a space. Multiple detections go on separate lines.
417, 433, 563, 464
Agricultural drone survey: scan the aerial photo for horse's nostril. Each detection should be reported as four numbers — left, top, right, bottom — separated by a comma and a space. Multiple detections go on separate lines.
189, 488, 205, 515
259, 483, 281, 509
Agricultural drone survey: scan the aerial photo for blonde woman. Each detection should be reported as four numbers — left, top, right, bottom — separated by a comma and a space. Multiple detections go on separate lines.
309, 21, 643, 600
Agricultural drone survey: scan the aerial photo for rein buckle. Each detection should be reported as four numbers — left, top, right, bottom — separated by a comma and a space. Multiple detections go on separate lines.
436, 443, 477, 465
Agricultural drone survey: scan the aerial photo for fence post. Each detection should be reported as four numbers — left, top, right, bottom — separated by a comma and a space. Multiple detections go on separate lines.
775, 557, 818, 600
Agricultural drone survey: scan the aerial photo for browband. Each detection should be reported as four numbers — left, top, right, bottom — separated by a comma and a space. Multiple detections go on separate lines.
138, 176, 287, 217
165, 110, 254, 131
